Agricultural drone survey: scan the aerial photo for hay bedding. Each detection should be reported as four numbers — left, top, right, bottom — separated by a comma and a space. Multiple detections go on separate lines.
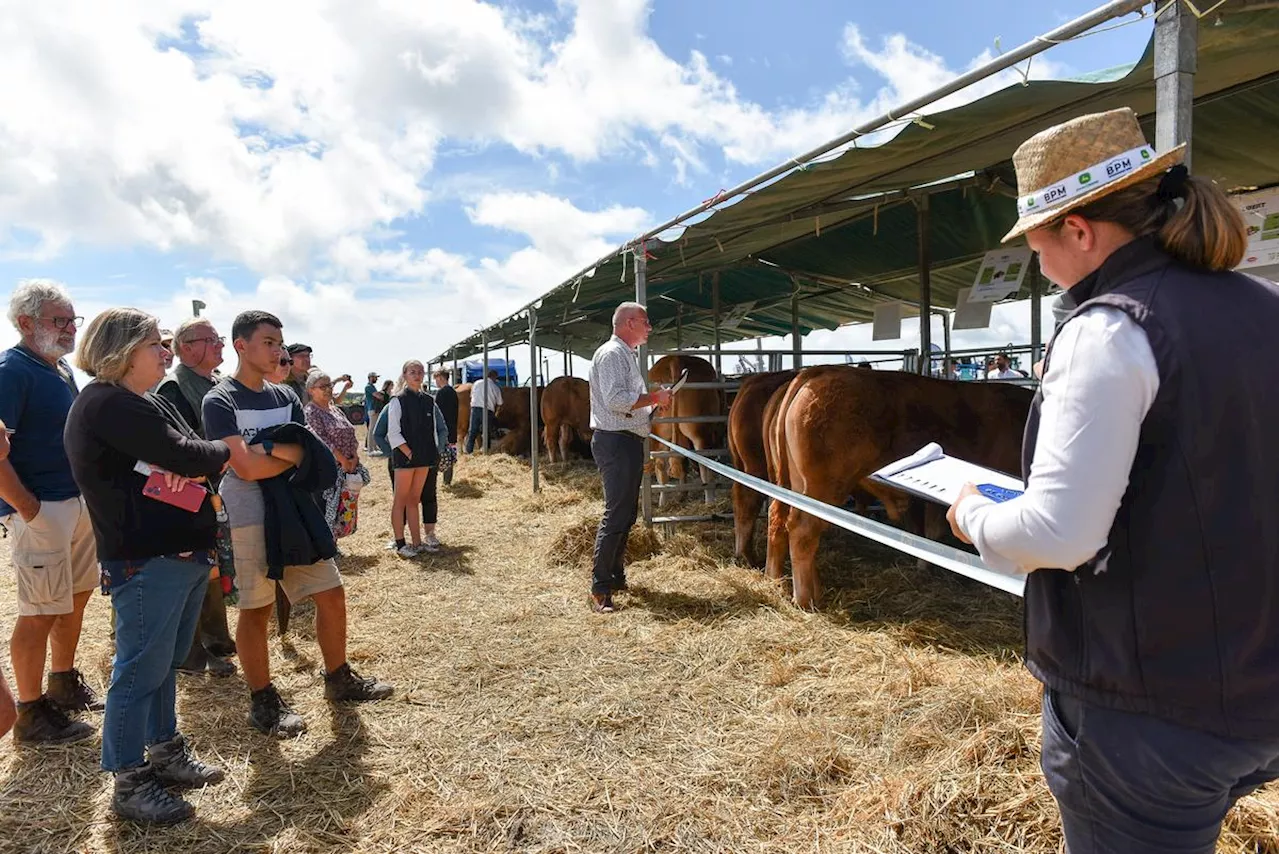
0, 447, 1274, 854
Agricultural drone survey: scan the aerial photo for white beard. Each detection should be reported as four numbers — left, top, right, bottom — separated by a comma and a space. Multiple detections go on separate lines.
31, 325, 73, 361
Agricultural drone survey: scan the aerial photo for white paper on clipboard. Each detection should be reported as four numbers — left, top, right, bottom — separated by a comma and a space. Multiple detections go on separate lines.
869, 442, 1024, 506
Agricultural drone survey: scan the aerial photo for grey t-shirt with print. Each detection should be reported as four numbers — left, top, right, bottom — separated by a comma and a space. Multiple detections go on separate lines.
202, 378, 305, 529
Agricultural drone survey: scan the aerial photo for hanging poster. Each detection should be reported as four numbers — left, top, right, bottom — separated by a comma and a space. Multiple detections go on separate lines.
872, 302, 902, 341
952, 287, 994, 330
968, 247, 1032, 302
1234, 188, 1279, 272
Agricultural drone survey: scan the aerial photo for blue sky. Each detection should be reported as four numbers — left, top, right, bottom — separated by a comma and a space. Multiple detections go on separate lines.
0, 0, 1155, 380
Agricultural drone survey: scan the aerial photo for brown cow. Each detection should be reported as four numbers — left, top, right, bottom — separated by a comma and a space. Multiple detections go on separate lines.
540, 377, 591, 463
765, 368, 1031, 609
648, 354, 723, 507
727, 369, 797, 566
456, 383, 525, 454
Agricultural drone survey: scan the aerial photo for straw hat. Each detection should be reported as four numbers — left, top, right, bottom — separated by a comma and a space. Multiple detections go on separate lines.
1002, 107, 1185, 242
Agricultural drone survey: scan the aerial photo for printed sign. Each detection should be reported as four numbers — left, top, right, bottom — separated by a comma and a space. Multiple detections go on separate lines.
968, 247, 1032, 302
872, 302, 902, 341
1234, 187, 1279, 272
952, 287, 994, 330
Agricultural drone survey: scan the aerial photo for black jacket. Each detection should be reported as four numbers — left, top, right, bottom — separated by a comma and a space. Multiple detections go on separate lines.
434, 385, 459, 443
64, 384, 229, 562
248, 423, 338, 579
1023, 237, 1278, 740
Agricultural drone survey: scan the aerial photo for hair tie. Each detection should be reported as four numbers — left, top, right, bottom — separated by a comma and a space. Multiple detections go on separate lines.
1156, 164, 1189, 202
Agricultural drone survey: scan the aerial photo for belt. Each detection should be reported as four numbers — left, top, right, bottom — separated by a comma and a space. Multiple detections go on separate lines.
594, 429, 645, 440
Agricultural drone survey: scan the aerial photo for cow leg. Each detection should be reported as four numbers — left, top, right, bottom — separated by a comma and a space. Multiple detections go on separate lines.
559, 424, 572, 465
732, 482, 766, 568
543, 422, 558, 464
764, 496, 790, 582
787, 509, 829, 611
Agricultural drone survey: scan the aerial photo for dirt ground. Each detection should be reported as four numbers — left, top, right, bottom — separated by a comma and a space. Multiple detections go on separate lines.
0, 443, 1275, 853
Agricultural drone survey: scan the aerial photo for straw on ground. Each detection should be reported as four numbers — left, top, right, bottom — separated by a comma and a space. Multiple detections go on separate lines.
0, 447, 1274, 853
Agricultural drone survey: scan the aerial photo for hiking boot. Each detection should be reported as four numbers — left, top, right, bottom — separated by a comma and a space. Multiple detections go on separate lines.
47, 668, 104, 712
13, 696, 95, 744
324, 663, 394, 703
148, 734, 225, 788
248, 684, 307, 738
111, 764, 194, 824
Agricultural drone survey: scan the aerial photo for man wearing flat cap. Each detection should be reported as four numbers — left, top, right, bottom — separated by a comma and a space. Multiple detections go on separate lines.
283, 343, 312, 402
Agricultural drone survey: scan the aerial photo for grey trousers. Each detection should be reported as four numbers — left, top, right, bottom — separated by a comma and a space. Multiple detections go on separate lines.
1041, 687, 1278, 854
590, 430, 645, 596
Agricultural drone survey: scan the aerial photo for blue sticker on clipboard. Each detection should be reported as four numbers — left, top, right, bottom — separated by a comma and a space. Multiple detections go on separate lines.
977, 483, 1024, 503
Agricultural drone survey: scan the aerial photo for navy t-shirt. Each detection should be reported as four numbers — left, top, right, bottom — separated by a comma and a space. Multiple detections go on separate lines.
0, 345, 80, 515
202, 378, 304, 529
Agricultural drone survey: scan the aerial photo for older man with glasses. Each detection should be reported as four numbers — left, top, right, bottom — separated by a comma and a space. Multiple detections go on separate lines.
0, 279, 101, 743
155, 317, 237, 677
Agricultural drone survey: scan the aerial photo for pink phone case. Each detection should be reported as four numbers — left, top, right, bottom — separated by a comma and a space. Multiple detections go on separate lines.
142, 472, 207, 513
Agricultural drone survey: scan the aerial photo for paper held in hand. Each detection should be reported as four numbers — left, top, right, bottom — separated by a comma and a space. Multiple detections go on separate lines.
869, 443, 1025, 507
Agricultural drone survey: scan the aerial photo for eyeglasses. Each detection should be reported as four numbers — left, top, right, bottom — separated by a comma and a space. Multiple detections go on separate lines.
41, 315, 83, 330
279, 357, 293, 367
184, 335, 225, 347
313, 381, 333, 390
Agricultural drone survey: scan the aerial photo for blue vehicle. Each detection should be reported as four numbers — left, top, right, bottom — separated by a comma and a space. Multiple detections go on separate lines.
460, 358, 518, 387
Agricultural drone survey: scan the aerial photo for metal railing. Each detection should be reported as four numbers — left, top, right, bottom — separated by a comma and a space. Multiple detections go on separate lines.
650, 435, 1025, 597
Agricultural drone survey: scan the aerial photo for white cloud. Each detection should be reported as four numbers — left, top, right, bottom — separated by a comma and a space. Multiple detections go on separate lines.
0, 0, 1074, 277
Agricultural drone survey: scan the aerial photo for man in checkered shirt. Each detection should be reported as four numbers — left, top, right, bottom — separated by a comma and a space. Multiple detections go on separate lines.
586, 302, 672, 613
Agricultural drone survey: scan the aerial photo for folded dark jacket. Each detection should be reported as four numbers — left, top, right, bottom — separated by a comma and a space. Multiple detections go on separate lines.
249, 423, 338, 579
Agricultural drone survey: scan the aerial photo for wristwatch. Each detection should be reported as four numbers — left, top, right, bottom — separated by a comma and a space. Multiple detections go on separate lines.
262, 439, 275, 456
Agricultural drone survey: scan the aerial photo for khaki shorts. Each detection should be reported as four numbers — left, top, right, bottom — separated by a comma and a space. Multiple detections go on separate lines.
231, 525, 342, 611
1, 497, 99, 617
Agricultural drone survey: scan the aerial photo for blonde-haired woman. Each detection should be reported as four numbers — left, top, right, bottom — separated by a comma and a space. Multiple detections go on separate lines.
64, 308, 231, 824
385, 360, 447, 557
945, 108, 1277, 852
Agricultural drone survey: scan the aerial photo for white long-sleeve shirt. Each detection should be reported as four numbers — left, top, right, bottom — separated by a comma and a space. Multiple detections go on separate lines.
957, 306, 1159, 575
588, 335, 651, 437
470, 378, 501, 412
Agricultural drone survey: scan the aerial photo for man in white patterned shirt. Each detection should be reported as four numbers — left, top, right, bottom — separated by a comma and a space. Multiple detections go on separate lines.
586, 302, 672, 612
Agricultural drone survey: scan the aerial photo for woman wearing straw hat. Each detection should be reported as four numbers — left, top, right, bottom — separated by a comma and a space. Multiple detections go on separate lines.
946, 107, 1277, 853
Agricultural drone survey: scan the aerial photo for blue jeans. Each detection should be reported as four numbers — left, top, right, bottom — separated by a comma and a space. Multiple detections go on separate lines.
464, 406, 493, 453
1041, 687, 1278, 853
102, 557, 210, 772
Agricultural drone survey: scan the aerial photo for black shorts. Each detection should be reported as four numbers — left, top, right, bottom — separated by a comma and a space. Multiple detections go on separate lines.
392, 448, 435, 470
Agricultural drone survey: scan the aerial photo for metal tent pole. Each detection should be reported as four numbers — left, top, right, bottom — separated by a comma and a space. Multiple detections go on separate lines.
481, 334, 490, 453
452, 346, 458, 385
636, 250, 653, 527
529, 311, 540, 492
916, 195, 932, 374
790, 293, 802, 369
566, 339, 573, 378
675, 304, 683, 350
712, 272, 722, 378
938, 309, 952, 376
1155, 0, 1198, 167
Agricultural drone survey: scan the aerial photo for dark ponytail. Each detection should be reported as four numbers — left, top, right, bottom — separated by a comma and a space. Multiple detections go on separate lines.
1067, 171, 1248, 272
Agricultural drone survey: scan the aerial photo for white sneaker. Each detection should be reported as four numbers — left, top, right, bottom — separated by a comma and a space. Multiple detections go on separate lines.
396, 545, 418, 558
385, 540, 398, 551
419, 536, 440, 553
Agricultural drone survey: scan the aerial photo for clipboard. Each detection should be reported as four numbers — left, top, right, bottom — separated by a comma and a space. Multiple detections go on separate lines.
668, 369, 690, 395
868, 442, 1024, 507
